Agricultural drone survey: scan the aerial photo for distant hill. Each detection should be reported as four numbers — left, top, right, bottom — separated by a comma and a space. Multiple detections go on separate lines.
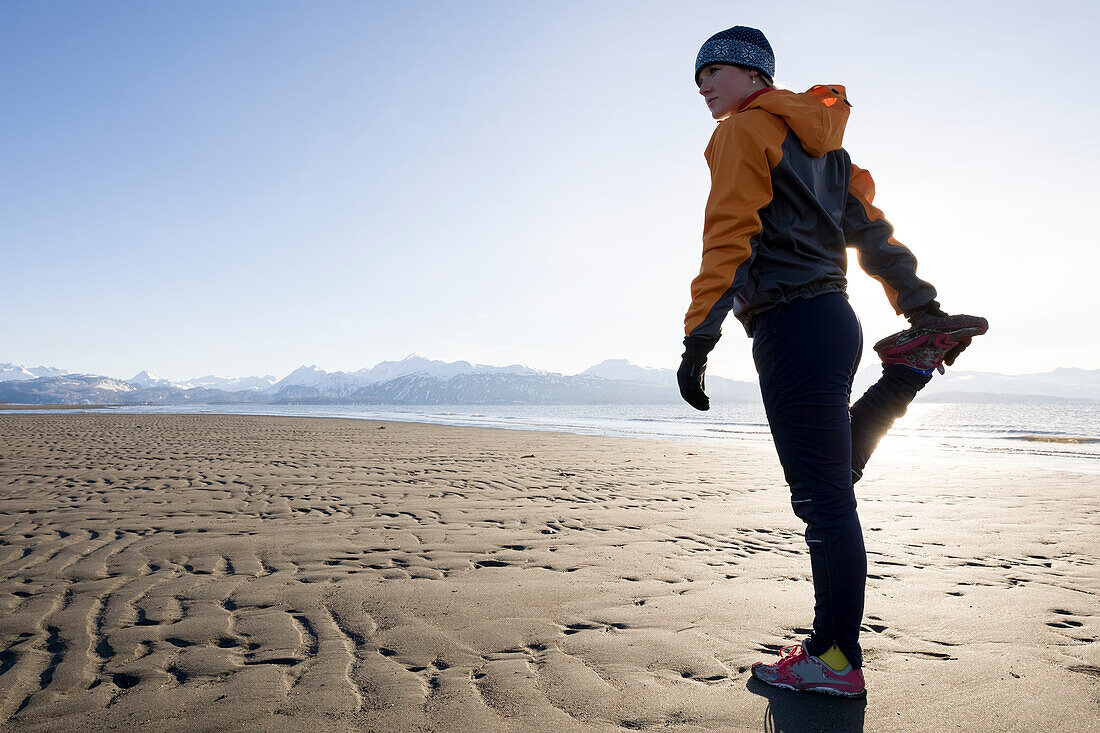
0, 363, 69, 382
174, 375, 279, 392
0, 374, 138, 404
853, 365, 1100, 403
1, 357, 1096, 406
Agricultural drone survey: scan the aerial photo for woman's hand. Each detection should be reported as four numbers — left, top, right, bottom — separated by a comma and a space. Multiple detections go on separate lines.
903, 301, 948, 329
678, 336, 718, 411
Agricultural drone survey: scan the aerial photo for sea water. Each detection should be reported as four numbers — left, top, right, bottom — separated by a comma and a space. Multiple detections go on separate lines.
17, 401, 1098, 474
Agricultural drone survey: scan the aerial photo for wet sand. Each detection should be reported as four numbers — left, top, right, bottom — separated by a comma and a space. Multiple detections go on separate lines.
0, 414, 1097, 732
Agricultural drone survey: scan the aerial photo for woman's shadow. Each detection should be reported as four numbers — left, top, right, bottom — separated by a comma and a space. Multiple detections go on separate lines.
747, 677, 866, 732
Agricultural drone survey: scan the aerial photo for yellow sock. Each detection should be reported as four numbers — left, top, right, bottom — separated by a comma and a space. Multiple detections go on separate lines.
818, 644, 850, 671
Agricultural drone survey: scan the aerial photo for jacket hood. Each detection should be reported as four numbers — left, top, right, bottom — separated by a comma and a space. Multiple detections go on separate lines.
741, 85, 851, 157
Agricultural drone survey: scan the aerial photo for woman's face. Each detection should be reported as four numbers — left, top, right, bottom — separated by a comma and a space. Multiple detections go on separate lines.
698, 64, 756, 120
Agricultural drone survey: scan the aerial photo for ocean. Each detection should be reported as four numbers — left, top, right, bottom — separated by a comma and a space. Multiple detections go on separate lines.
13, 401, 1099, 475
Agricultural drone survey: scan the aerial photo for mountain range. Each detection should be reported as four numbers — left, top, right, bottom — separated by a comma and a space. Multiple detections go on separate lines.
1, 358, 1097, 406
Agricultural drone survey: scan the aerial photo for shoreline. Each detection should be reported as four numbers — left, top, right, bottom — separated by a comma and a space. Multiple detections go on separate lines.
2, 403, 1096, 477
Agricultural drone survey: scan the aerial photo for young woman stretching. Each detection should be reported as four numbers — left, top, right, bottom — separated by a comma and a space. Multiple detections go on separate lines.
677, 26, 987, 698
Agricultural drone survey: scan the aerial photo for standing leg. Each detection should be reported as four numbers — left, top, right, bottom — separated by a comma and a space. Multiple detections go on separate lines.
752, 293, 866, 668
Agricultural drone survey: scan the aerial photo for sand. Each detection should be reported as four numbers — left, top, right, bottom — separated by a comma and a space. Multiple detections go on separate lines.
0, 414, 1096, 732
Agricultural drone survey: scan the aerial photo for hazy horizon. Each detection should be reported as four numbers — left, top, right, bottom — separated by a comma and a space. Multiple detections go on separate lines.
4, 352, 1098, 385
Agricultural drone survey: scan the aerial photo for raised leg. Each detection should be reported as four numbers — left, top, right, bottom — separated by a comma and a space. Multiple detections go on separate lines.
850, 365, 932, 484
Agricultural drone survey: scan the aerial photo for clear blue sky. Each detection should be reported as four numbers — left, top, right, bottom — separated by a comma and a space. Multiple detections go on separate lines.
3, 0, 1097, 381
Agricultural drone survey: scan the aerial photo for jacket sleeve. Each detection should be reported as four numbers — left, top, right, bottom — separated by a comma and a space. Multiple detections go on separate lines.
684, 117, 782, 338
843, 164, 936, 314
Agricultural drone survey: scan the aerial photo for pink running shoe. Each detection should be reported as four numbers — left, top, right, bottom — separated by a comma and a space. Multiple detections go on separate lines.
751, 641, 866, 698
874, 314, 988, 374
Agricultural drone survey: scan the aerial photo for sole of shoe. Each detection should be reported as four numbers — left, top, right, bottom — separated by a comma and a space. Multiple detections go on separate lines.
873, 315, 988, 353
804, 684, 867, 699
874, 325, 985, 356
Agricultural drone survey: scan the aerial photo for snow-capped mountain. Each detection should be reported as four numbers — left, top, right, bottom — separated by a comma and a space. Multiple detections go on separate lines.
125, 370, 277, 392
852, 366, 1100, 402
127, 370, 174, 389
267, 355, 544, 398
0, 363, 69, 382
0, 364, 36, 382
343, 371, 669, 405
355, 354, 541, 384
582, 358, 761, 401
2, 355, 1097, 406
266, 365, 373, 398
176, 374, 278, 392
272, 365, 328, 389
923, 367, 1100, 401
582, 359, 672, 384
0, 374, 136, 404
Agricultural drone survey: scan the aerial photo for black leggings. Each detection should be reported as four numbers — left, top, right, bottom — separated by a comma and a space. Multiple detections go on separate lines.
752, 292, 929, 668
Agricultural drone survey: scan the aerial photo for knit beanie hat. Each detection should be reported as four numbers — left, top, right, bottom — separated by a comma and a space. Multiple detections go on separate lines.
695, 26, 774, 86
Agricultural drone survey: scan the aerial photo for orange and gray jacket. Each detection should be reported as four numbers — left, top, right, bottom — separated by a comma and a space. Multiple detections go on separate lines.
684, 85, 936, 338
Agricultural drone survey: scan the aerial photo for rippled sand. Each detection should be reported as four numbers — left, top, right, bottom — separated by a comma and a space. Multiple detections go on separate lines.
0, 414, 1096, 732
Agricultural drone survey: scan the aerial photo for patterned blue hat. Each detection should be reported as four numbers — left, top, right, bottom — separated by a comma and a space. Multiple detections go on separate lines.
695, 26, 774, 86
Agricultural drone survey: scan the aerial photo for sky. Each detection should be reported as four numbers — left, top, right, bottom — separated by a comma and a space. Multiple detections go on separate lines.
2, 0, 1098, 382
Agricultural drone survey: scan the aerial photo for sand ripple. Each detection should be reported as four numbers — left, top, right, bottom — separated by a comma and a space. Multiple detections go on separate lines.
0, 414, 1097, 731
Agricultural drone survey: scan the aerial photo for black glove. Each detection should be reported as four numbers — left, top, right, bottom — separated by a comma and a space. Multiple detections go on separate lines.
904, 300, 947, 329
944, 337, 971, 367
677, 336, 717, 411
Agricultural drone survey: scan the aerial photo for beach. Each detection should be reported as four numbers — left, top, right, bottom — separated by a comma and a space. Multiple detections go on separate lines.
0, 414, 1097, 732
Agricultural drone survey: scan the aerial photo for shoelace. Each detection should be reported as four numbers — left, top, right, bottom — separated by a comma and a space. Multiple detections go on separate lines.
772, 644, 805, 671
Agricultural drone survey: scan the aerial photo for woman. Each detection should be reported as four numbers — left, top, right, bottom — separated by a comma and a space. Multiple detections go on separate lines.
677, 26, 987, 698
